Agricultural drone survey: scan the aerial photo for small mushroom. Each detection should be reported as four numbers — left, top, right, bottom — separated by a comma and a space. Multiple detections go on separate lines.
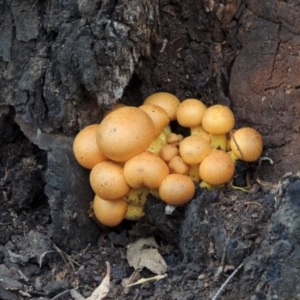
90, 161, 130, 200
73, 124, 107, 169
168, 156, 189, 174
199, 149, 235, 185
143, 92, 180, 121
166, 133, 184, 145
159, 144, 179, 162
139, 103, 170, 137
229, 127, 263, 162
179, 135, 212, 165
124, 151, 169, 189
159, 174, 195, 206
176, 98, 207, 127
93, 195, 128, 227
202, 104, 235, 134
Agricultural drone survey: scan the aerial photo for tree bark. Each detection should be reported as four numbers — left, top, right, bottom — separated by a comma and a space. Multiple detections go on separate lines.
0, 0, 159, 250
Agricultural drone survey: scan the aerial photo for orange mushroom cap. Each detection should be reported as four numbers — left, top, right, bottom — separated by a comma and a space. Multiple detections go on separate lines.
179, 135, 212, 165
176, 98, 207, 127
143, 92, 180, 121
96, 106, 155, 162
103, 103, 127, 118
202, 104, 235, 134
124, 151, 169, 189
199, 149, 235, 185
73, 124, 107, 169
168, 156, 189, 175
159, 174, 195, 206
139, 104, 170, 137
229, 127, 263, 162
93, 195, 128, 227
90, 161, 130, 200
159, 144, 179, 162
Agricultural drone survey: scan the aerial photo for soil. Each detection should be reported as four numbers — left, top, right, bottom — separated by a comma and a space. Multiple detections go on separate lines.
1, 0, 300, 300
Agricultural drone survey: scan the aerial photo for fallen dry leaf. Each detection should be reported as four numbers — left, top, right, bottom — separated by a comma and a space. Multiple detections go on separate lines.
127, 237, 167, 274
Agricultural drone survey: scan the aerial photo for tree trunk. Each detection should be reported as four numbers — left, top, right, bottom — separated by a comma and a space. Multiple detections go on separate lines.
0, 0, 159, 251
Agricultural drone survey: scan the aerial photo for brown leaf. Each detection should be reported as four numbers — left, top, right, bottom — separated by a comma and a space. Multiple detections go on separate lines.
127, 237, 167, 275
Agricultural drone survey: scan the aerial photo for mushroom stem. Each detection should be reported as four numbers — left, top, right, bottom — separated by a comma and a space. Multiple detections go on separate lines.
209, 133, 227, 151
199, 181, 224, 191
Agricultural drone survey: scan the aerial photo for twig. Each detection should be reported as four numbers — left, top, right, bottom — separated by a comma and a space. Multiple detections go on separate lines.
126, 274, 167, 287
244, 201, 262, 211
214, 226, 238, 282
51, 241, 82, 270
212, 262, 244, 300
259, 156, 273, 165
121, 268, 142, 295
230, 130, 244, 160
39, 251, 57, 268
159, 39, 168, 53
231, 185, 249, 193
39, 240, 82, 272
0, 222, 12, 226
50, 289, 71, 300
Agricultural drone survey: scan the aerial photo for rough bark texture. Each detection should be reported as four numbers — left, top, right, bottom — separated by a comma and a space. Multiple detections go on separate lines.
230, 0, 300, 182
1, 0, 158, 133
0, 0, 159, 251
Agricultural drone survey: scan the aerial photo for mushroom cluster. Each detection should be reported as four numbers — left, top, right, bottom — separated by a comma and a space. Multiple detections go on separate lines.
73, 92, 263, 227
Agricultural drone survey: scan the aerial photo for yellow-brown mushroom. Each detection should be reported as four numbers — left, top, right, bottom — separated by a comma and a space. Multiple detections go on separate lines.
229, 127, 263, 162
97, 106, 155, 162
124, 151, 169, 189
199, 149, 235, 185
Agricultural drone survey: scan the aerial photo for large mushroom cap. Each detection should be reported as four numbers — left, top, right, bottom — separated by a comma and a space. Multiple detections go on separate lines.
96, 107, 155, 162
